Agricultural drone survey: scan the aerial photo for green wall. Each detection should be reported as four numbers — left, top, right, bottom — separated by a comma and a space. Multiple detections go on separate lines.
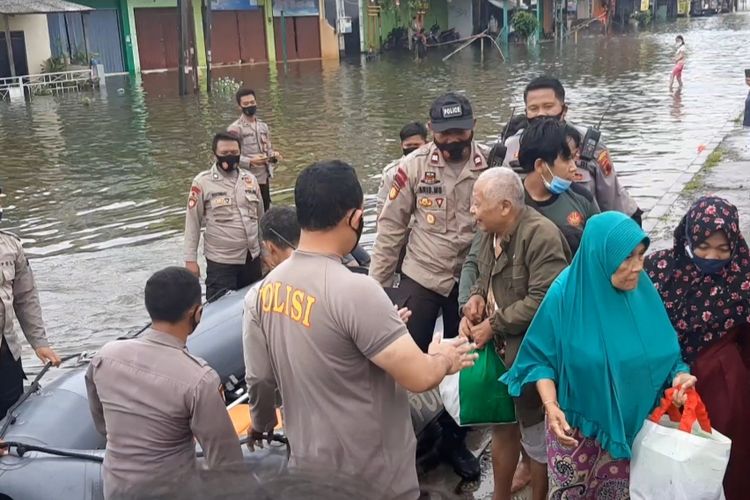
371, 0, 449, 50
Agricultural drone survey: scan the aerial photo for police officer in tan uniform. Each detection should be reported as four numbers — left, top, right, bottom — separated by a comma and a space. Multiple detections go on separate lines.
228, 88, 282, 211
85, 267, 242, 499
369, 93, 488, 479
0, 187, 60, 420
503, 76, 643, 225
375, 122, 429, 221
184, 132, 265, 302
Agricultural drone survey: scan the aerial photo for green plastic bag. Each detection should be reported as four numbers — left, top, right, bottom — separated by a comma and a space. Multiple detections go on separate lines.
439, 341, 517, 426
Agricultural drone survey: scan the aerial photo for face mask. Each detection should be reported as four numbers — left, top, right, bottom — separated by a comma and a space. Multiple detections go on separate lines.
543, 165, 572, 194
217, 154, 240, 171
684, 244, 730, 275
434, 133, 473, 162
348, 210, 364, 255
242, 105, 257, 117
402, 147, 419, 157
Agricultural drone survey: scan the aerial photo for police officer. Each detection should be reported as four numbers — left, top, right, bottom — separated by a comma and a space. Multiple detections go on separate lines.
85, 267, 242, 499
0, 186, 60, 420
375, 121, 429, 222
228, 88, 282, 211
369, 93, 489, 479
184, 132, 265, 302
503, 76, 643, 225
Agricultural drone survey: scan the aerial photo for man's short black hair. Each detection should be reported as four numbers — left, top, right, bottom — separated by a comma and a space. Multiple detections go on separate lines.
524, 76, 566, 103
261, 206, 300, 250
212, 131, 241, 153
505, 114, 529, 138
565, 124, 582, 147
518, 117, 572, 171
235, 88, 256, 104
295, 161, 363, 231
145, 267, 201, 323
676, 35, 684, 43
399, 122, 428, 141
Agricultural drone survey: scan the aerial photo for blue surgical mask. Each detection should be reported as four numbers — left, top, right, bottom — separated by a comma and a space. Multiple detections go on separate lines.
684, 244, 730, 275
543, 165, 572, 194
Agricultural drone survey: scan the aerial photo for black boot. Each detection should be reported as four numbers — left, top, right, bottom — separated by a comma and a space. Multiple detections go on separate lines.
438, 413, 480, 480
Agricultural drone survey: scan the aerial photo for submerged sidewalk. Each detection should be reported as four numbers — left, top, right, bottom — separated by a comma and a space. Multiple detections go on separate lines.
646, 125, 750, 250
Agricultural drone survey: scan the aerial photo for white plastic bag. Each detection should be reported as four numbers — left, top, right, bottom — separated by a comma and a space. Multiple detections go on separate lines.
630, 416, 731, 500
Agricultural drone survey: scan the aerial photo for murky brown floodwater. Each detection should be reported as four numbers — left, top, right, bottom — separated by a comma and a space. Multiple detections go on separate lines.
1, 13, 750, 374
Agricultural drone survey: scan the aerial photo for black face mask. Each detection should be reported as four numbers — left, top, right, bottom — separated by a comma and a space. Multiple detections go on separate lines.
402, 146, 419, 157
217, 154, 241, 171
242, 105, 257, 117
434, 133, 473, 162
348, 211, 364, 255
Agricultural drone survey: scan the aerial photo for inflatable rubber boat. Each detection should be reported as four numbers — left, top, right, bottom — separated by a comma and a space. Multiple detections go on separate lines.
0, 282, 446, 500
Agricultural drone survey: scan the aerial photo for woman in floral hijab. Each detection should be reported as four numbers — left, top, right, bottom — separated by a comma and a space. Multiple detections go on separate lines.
645, 195, 750, 500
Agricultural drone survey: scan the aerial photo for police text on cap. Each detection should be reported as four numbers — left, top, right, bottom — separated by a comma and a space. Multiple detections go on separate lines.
441, 104, 463, 118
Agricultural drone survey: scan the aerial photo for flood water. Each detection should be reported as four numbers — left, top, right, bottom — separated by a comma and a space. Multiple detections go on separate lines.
1, 13, 750, 374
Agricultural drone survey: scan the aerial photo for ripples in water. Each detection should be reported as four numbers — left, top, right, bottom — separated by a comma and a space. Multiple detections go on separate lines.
1, 13, 750, 371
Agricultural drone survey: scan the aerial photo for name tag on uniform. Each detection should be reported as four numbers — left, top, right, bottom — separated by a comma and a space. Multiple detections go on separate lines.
418, 185, 443, 195
211, 196, 232, 208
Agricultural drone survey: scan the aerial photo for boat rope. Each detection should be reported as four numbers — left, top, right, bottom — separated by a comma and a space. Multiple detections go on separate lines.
0, 434, 289, 463
0, 352, 83, 439
0, 441, 104, 463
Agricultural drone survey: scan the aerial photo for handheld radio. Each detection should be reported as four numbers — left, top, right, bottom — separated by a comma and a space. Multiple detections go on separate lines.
579, 101, 613, 163
487, 107, 516, 168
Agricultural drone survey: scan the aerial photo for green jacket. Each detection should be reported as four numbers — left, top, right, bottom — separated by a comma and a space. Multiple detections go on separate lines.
469, 206, 571, 425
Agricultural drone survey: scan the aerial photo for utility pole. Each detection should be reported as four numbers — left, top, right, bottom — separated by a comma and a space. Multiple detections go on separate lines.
188, 0, 199, 93
203, 0, 212, 92
335, 0, 346, 52
3, 14, 16, 77
177, 0, 189, 96
280, 10, 288, 72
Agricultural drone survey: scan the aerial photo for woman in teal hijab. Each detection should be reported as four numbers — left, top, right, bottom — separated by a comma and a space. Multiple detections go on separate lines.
501, 211, 696, 498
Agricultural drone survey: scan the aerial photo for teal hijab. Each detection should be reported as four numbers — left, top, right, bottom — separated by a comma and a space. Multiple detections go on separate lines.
501, 212, 688, 459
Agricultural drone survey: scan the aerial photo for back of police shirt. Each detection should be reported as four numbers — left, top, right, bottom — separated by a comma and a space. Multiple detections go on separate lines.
253, 250, 419, 500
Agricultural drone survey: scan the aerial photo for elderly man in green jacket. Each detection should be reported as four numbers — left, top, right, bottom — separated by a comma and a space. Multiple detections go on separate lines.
460, 167, 570, 500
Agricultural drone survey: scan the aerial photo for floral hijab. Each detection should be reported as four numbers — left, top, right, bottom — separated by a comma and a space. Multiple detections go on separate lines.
645, 196, 750, 364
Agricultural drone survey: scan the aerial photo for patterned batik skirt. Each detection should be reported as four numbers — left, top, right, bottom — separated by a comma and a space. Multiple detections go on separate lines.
547, 426, 630, 499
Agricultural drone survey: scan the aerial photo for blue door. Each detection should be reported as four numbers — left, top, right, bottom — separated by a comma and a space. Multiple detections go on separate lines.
48, 10, 125, 74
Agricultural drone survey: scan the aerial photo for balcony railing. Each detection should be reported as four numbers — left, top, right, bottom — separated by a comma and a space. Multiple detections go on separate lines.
0, 69, 96, 100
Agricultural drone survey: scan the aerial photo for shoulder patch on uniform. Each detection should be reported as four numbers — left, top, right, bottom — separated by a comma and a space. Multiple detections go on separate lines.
389, 167, 409, 200
597, 149, 613, 176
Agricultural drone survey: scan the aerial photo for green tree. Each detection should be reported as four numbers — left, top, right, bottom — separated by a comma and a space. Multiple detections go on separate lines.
512, 11, 538, 41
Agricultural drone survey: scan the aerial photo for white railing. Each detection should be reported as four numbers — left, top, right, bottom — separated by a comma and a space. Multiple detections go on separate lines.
0, 69, 95, 100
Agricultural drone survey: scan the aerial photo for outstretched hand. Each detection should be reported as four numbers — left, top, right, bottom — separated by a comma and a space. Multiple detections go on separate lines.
428, 336, 478, 375
547, 404, 578, 448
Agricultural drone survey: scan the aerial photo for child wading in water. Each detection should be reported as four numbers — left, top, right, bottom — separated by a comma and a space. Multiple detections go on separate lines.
670, 35, 686, 91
